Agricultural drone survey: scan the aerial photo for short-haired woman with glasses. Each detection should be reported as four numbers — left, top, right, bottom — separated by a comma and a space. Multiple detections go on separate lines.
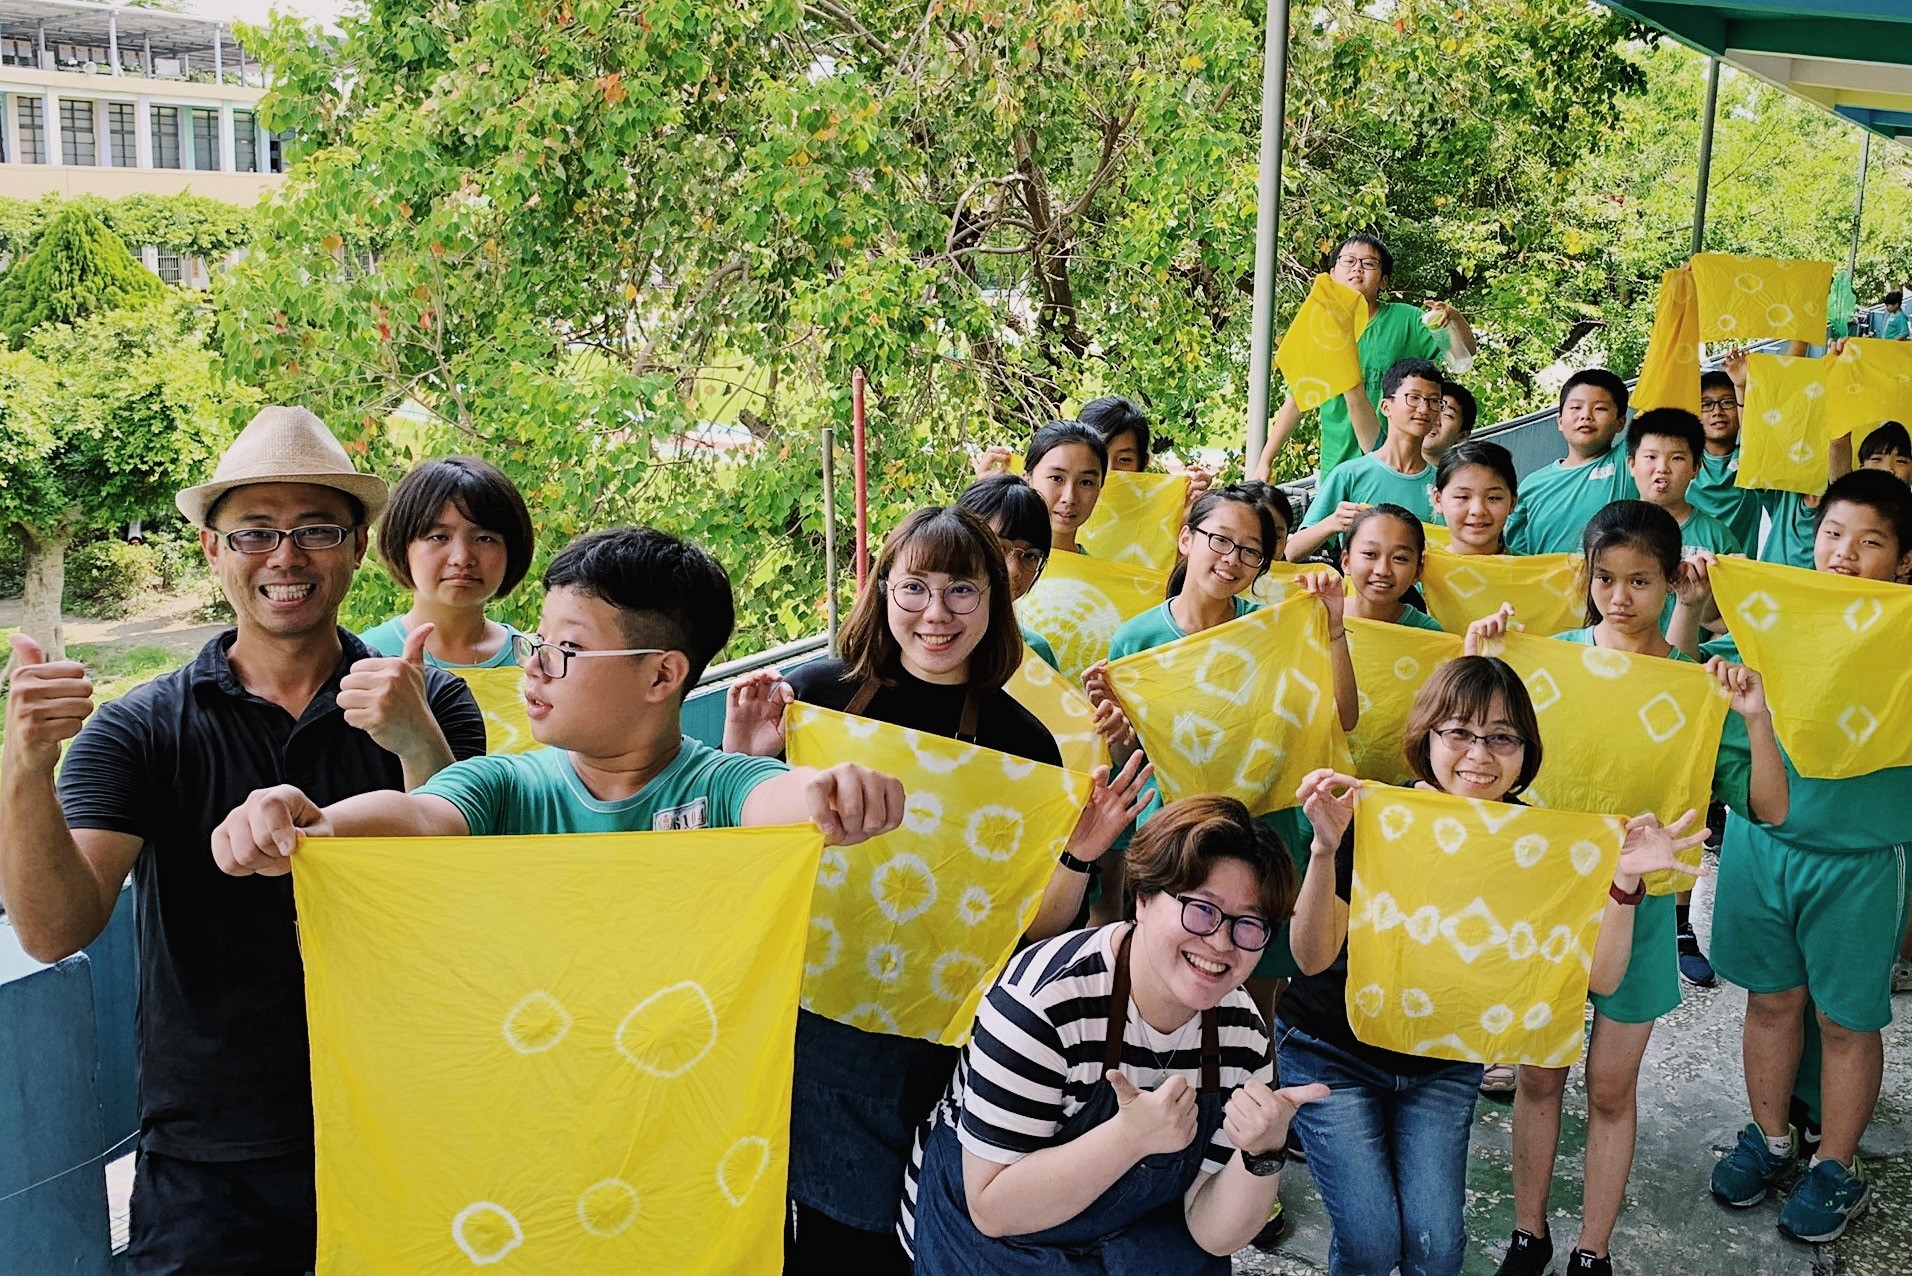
903, 794, 1331, 1272
1280, 657, 1703, 1276
721, 505, 1150, 1274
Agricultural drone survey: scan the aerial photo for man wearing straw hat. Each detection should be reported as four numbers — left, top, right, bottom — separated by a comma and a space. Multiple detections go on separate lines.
0, 406, 485, 1272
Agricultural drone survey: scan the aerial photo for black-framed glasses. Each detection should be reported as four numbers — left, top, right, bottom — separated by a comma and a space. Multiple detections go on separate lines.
1699, 397, 1737, 417
510, 633, 664, 680
219, 524, 352, 554
1190, 527, 1267, 570
1175, 895, 1272, 951
1432, 725, 1526, 755
1397, 392, 1444, 411
1335, 254, 1384, 274
883, 578, 986, 614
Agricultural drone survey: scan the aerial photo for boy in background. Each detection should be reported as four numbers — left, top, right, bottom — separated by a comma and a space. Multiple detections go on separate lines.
1859, 421, 1911, 484
1688, 362, 1763, 553
1425, 379, 1477, 463
1286, 358, 1441, 561
1504, 369, 1636, 555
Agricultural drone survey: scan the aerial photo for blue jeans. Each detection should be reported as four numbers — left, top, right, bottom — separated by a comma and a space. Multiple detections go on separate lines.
1276, 1023, 1481, 1276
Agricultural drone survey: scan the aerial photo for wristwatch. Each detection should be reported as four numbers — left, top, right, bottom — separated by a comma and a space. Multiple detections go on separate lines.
1057, 850, 1098, 874
1609, 879, 1646, 907
1240, 1143, 1290, 1176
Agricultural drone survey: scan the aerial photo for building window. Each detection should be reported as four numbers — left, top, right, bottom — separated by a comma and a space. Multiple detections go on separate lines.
17, 98, 45, 164
154, 248, 182, 285
268, 131, 285, 173
151, 106, 180, 168
190, 108, 218, 170
60, 100, 95, 166
1, 37, 35, 67
108, 103, 135, 167
233, 109, 257, 172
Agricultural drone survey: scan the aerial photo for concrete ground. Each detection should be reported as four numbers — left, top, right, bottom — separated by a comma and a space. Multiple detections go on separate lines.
1236, 854, 1912, 1275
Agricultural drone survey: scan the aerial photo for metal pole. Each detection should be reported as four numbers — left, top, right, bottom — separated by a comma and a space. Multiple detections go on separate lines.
851, 367, 870, 590
821, 426, 839, 657
1690, 57, 1720, 258
1244, 0, 1291, 465
1847, 130, 1871, 280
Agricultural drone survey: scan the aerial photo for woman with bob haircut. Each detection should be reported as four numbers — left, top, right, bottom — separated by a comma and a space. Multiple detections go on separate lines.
358, 456, 536, 667
956, 474, 1060, 669
903, 794, 1332, 1273
1277, 657, 1704, 1276
722, 504, 1149, 1272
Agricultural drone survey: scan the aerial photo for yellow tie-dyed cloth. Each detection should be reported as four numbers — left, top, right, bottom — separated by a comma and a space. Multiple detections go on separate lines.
1277, 273, 1372, 411
1827, 337, 1912, 450
1633, 266, 1702, 415
1419, 545, 1588, 638
452, 667, 540, 755
1246, 560, 1314, 607
1017, 552, 1169, 681
1344, 618, 1464, 786
1079, 470, 1190, 573
293, 827, 821, 1273
1106, 593, 1348, 816
1347, 785, 1623, 1067
785, 704, 1093, 1045
1738, 352, 1832, 495
1005, 648, 1109, 776
1709, 557, 1912, 779
1691, 252, 1833, 345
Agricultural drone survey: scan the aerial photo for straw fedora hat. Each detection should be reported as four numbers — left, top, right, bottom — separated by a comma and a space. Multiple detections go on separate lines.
175, 406, 389, 527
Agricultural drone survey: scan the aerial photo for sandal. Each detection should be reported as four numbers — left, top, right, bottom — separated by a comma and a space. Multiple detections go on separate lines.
1479, 1063, 1518, 1098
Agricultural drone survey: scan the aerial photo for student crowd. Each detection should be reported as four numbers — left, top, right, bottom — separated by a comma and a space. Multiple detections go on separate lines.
1, 231, 1908, 1276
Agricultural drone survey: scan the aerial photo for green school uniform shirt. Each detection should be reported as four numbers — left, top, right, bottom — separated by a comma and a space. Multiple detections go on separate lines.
1317, 301, 1445, 478
1394, 604, 1444, 632
1884, 311, 1910, 341
1020, 624, 1060, 671
1301, 451, 1437, 530
1756, 490, 1817, 569
1654, 507, 1743, 631
357, 616, 521, 670
1107, 596, 1256, 661
416, 736, 789, 835
1689, 447, 1762, 552
1504, 438, 1637, 556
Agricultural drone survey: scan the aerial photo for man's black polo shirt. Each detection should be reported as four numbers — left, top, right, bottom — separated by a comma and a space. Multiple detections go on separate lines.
56, 629, 486, 1161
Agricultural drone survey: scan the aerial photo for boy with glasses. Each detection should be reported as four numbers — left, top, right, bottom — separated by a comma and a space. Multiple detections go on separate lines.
1286, 358, 1442, 563
1686, 360, 1763, 553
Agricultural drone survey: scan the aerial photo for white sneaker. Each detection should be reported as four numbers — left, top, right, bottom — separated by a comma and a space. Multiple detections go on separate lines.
1892, 958, 1912, 995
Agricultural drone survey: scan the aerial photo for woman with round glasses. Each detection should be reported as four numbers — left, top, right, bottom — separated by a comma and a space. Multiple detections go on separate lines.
1279, 657, 1703, 1276
904, 794, 1330, 1272
722, 505, 1150, 1273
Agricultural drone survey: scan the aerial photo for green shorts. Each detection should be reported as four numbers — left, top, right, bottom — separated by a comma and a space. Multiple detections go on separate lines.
1711, 816, 1909, 1033
1590, 891, 1680, 1024
1255, 807, 1313, 980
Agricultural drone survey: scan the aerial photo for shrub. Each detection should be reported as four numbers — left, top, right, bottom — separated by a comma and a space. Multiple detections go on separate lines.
63, 538, 161, 618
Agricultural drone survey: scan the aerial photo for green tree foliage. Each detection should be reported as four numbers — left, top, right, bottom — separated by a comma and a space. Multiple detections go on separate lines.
0, 295, 250, 656
0, 204, 167, 347
0, 192, 258, 264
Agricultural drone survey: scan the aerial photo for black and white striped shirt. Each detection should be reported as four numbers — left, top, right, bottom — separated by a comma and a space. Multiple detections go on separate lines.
898, 923, 1272, 1251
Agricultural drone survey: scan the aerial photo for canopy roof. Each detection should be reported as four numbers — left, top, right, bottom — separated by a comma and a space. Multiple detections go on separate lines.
1603, 2, 1912, 149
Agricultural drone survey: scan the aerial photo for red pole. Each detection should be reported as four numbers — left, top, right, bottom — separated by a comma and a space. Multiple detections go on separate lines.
852, 367, 870, 589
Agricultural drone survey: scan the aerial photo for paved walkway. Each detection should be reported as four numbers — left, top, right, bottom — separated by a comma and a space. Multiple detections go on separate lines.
1237, 857, 1912, 1275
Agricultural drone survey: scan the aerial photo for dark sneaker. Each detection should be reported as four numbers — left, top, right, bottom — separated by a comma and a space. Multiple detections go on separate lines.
1494, 1227, 1554, 1276
1788, 1095, 1823, 1161
1677, 926, 1717, 988
1778, 1157, 1871, 1242
1712, 1123, 1797, 1207
1251, 1199, 1286, 1250
1565, 1250, 1612, 1276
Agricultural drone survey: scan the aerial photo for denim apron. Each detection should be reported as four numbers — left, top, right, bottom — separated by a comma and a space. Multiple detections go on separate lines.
911, 928, 1232, 1275
787, 682, 982, 1232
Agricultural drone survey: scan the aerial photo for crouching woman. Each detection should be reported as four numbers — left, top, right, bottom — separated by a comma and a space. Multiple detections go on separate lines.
902, 796, 1330, 1273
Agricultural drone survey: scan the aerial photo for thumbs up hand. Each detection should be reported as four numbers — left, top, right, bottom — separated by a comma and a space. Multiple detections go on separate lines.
339, 623, 438, 757
1107, 1069, 1199, 1157
2, 634, 95, 772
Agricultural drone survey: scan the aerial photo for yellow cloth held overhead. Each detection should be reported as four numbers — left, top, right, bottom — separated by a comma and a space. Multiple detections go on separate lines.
1475, 629, 1728, 894
1826, 338, 1912, 450
785, 703, 1094, 1046
1347, 785, 1623, 1067
451, 667, 540, 755
1078, 470, 1191, 573
1737, 352, 1832, 495
1106, 593, 1349, 816
1418, 544, 1587, 638
1276, 273, 1372, 411
1005, 649, 1110, 776
1344, 618, 1464, 786
1691, 252, 1833, 345
1634, 265, 1702, 415
293, 827, 822, 1274
1709, 557, 1912, 779
1017, 552, 1169, 682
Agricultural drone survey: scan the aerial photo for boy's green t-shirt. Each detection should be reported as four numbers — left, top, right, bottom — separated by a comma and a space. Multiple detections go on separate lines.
1317, 301, 1445, 478
1756, 490, 1817, 569
1689, 448, 1763, 552
1884, 310, 1910, 341
357, 616, 521, 670
1653, 507, 1744, 631
1504, 438, 1637, 556
1020, 624, 1060, 671
1395, 604, 1444, 632
1301, 451, 1437, 530
416, 737, 789, 835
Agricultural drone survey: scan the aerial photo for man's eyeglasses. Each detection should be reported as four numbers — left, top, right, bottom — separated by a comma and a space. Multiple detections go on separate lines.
1176, 895, 1272, 951
1699, 397, 1737, 417
883, 579, 986, 614
510, 633, 664, 679
1336, 254, 1384, 274
1190, 527, 1267, 570
1397, 392, 1444, 411
1432, 725, 1526, 755
219, 524, 352, 554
